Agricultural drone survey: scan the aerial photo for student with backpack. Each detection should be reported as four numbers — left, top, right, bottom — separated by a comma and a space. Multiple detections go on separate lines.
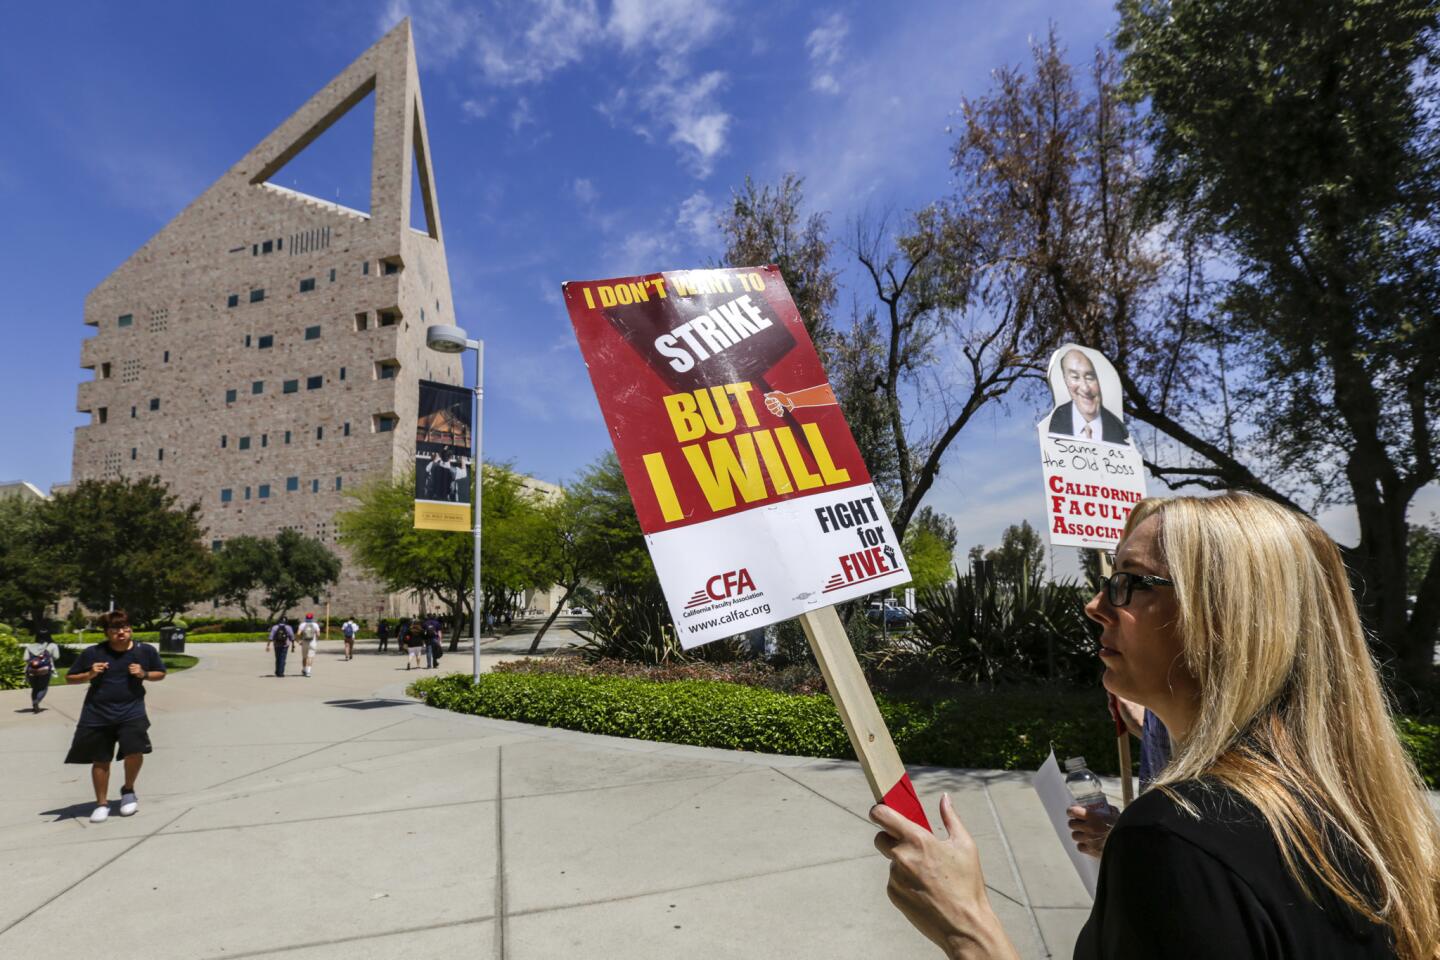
23, 628, 60, 714
340, 617, 359, 661
266, 619, 295, 677
296, 613, 321, 677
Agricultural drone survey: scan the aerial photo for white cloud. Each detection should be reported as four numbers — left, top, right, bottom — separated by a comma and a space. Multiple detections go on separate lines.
474, 0, 602, 85
572, 177, 599, 205
378, 0, 485, 65
806, 12, 849, 94
607, 0, 724, 54
510, 96, 536, 133
460, 96, 495, 120
634, 69, 731, 177
676, 191, 720, 250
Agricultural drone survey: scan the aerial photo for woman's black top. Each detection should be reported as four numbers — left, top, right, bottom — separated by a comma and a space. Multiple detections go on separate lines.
1073, 780, 1395, 959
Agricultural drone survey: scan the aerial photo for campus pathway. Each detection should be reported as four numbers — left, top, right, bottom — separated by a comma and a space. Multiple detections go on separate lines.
1, 625, 1108, 959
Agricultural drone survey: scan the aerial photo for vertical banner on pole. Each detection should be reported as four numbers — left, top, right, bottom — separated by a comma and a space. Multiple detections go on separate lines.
1035, 343, 1145, 802
565, 265, 928, 828
414, 379, 474, 531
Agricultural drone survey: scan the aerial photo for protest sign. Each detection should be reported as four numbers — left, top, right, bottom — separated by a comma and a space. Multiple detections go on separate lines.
565, 265, 928, 829
563, 266, 912, 650
1036, 344, 1146, 551
413, 379, 474, 531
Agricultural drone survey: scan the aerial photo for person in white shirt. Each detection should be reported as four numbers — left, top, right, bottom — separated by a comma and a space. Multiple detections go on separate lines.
340, 618, 359, 661
296, 613, 321, 677
23, 628, 62, 713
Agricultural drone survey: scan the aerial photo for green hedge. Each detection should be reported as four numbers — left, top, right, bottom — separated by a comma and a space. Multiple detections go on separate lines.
410, 672, 1440, 785
410, 673, 1125, 774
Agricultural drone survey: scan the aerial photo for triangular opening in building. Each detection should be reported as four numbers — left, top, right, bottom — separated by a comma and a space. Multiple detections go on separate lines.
254, 80, 376, 217
410, 104, 438, 238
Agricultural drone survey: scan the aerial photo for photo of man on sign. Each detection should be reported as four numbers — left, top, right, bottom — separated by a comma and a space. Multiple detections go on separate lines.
1045, 345, 1130, 445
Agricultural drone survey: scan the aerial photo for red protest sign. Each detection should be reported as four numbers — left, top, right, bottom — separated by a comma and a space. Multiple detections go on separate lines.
564, 265, 910, 649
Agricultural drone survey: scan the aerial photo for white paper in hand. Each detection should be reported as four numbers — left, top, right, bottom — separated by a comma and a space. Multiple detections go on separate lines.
1031, 749, 1101, 899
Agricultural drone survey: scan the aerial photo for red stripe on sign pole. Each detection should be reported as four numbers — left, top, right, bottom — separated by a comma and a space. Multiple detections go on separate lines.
881, 772, 930, 830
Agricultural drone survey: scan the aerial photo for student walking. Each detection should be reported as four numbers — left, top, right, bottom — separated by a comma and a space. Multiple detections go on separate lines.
23, 628, 60, 713
340, 617, 359, 661
266, 619, 295, 677
404, 622, 425, 671
296, 613, 321, 677
63, 610, 165, 823
376, 619, 389, 654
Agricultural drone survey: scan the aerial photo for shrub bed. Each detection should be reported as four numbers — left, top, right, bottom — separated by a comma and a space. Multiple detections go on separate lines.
410, 671, 1440, 785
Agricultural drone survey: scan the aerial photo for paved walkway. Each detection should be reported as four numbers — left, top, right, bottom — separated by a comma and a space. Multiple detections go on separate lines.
0, 627, 1099, 959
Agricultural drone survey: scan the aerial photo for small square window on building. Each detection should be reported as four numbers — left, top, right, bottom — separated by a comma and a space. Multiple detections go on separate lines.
376, 360, 400, 380
306, 375, 323, 390
311, 479, 320, 493
286, 476, 299, 492
258, 484, 270, 499
354, 312, 369, 331
244, 335, 252, 348
262, 240, 273, 254
328, 268, 336, 282
283, 379, 298, 394
130, 447, 137, 460
304, 325, 321, 340
131, 406, 137, 418
335, 476, 343, 491
299, 278, 316, 293
158, 448, 164, 462
249, 288, 265, 303
211, 540, 222, 551
221, 488, 233, 503
316, 426, 324, 440
362, 260, 370, 275
227, 294, 239, 308
221, 436, 227, 449
284, 430, 291, 444
258, 335, 273, 349
343, 421, 350, 437
374, 414, 398, 433
252, 381, 264, 395
339, 367, 346, 381
163, 351, 169, 363
382, 257, 401, 275
118, 314, 133, 327
378, 309, 398, 327
244, 486, 251, 500
239, 436, 251, 450
100, 362, 111, 379
149, 397, 160, 411
261, 434, 268, 448
225, 389, 237, 403
97, 407, 107, 424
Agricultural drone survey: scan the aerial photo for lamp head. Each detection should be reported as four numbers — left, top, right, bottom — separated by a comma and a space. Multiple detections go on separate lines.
426, 325, 472, 354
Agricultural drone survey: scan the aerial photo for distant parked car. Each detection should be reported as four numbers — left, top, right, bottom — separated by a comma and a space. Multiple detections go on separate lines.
566, 606, 590, 617
865, 601, 913, 627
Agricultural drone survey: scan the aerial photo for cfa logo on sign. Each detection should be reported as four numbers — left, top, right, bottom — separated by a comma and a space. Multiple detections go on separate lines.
685, 568, 757, 609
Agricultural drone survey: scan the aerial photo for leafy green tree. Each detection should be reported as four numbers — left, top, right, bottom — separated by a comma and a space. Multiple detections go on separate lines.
901, 525, 954, 594
566, 452, 657, 592
212, 535, 271, 622
988, 521, 1047, 586
44, 477, 213, 625
0, 495, 68, 629
259, 529, 341, 622
1112, 0, 1440, 678
526, 487, 620, 653
719, 174, 839, 348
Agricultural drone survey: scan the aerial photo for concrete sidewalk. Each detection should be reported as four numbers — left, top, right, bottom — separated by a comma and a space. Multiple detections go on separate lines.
0, 631, 1096, 959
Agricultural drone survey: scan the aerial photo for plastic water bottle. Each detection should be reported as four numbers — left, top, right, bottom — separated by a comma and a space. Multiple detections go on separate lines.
1064, 756, 1108, 810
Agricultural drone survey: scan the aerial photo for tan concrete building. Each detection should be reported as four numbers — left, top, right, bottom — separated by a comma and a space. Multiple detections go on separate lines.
71, 21, 461, 619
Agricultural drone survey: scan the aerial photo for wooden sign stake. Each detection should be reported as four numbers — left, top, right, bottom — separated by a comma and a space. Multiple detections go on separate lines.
799, 605, 931, 831
1097, 551, 1134, 806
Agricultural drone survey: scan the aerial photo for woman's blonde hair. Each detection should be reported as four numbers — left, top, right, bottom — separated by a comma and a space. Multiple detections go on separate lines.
1130, 493, 1440, 959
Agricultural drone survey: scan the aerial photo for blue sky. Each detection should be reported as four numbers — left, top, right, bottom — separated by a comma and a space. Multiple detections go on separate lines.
2, 0, 1426, 565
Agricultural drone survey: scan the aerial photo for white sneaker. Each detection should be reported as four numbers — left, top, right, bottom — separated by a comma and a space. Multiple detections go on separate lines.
119, 791, 138, 816
90, 804, 110, 823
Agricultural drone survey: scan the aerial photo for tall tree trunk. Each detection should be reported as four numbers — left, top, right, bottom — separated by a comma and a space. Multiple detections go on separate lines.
528, 582, 577, 655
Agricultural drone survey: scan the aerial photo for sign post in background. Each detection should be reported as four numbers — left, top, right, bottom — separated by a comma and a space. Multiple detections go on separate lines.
565, 265, 929, 828
1035, 343, 1146, 804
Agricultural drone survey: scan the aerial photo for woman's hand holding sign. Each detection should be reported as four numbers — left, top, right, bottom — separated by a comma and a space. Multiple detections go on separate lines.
871, 794, 1020, 960
763, 383, 838, 417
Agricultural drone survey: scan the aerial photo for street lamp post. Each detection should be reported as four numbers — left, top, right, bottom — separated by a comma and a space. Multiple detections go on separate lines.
425, 325, 484, 684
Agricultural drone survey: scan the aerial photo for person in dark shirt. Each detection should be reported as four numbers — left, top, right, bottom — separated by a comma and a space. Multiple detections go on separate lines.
870, 493, 1439, 959
64, 610, 166, 823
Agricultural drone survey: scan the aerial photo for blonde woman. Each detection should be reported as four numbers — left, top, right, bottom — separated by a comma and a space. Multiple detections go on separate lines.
872, 493, 1440, 959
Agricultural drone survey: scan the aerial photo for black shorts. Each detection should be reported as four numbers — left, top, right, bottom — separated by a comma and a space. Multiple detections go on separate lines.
65, 719, 152, 763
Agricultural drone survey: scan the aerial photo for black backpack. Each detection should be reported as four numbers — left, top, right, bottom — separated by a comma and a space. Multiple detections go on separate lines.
26, 649, 53, 678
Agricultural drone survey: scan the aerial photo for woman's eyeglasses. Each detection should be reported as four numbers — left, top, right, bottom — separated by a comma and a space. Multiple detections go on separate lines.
1099, 572, 1174, 607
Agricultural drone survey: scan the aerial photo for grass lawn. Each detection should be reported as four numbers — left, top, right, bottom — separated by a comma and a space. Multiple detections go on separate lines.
51, 652, 198, 684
